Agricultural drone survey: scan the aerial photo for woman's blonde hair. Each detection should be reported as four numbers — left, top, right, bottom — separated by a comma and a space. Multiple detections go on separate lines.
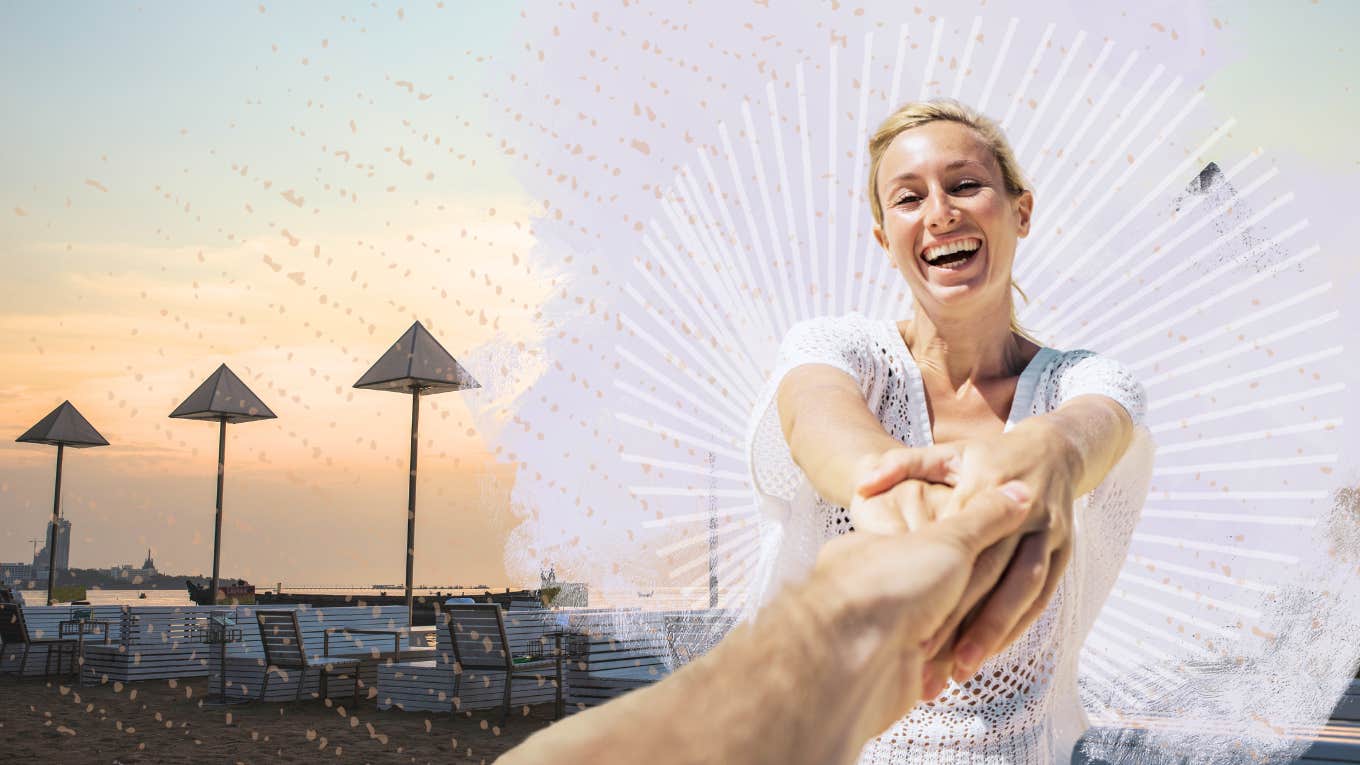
867, 99, 1038, 343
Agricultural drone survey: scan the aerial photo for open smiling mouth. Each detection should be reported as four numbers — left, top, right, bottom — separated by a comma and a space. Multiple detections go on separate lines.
920, 237, 982, 270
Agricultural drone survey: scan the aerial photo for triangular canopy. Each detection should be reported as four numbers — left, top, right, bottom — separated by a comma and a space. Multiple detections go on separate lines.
16, 401, 109, 448
354, 321, 481, 394
169, 364, 277, 423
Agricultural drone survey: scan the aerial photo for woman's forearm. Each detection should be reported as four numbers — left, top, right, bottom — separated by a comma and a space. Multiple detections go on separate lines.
1026, 394, 1135, 496
778, 367, 903, 508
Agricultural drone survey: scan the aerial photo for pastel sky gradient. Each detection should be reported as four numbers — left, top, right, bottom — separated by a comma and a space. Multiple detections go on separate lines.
1, 1, 1356, 588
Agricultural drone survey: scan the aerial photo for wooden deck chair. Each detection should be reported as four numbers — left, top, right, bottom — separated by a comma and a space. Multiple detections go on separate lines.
444, 603, 563, 724
255, 610, 360, 703
0, 602, 79, 677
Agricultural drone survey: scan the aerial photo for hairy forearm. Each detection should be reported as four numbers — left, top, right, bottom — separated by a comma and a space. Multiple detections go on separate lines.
1027, 395, 1134, 496
501, 576, 900, 765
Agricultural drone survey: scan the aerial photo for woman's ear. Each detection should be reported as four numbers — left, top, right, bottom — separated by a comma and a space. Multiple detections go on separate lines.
874, 223, 889, 252
1015, 191, 1034, 238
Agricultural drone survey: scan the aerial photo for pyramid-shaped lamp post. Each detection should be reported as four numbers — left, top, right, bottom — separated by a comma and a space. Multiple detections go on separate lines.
16, 402, 109, 605
169, 365, 276, 605
355, 322, 480, 627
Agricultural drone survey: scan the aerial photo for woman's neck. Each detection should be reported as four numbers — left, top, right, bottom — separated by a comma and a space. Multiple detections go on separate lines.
901, 299, 1033, 389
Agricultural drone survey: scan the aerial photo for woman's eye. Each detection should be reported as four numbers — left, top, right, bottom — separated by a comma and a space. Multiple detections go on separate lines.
893, 194, 921, 206
953, 181, 981, 193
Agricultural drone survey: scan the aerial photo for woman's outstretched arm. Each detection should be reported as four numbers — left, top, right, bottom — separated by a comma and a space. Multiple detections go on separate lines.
776, 364, 953, 511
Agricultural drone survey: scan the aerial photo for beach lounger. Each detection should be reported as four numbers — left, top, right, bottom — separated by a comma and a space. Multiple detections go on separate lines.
255, 610, 361, 703
445, 603, 564, 724
0, 602, 79, 678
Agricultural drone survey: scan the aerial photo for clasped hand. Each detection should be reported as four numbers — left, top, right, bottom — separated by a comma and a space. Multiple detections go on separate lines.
848, 420, 1079, 698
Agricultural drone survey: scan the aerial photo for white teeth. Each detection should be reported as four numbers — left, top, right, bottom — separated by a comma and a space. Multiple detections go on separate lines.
922, 238, 981, 263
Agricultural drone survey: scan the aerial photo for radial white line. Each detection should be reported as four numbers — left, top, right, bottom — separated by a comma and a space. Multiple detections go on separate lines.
1013, 30, 1085, 162
616, 339, 749, 426
795, 64, 825, 317
1146, 313, 1339, 389
850, 32, 875, 312
668, 527, 760, 579
1130, 282, 1330, 373
1152, 453, 1337, 476
643, 225, 767, 394
614, 413, 744, 462
656, 519, 756, 556
1042, 160, 1275, 338
765, 82, 811, 320
1140, 507, 1320, 526
1000, 22, 1055, 128
1147, 383, 1349, 432
951, 17, 983, 99
618, 294, 755, 418
741, 100, 802, 332
976, 18, 1018, 113
718, 122, 792, 333
1126, 554, 1274, 593
632, 486, 751, 499
1108, 590, 1234, 638
1148, 489, 1327, 501
888, 23, 910, 106
620, 453, 749, 484
693, 151, 780, 343
1116, 572, 1262, 618
1148, 345, 1342, 410
1097, 602, 1213, 658
642, 504, 760, 529
614, 381, 741, 446
1104, 242, 1321, 356
1083, 630, 1187, 696
1152, 415, 1343, 450
1023, 100, 1226, 301
1070, 198, 1299, 348
1027, 41, 1120, 180
1131, 533, 1300, 564
627, 244, 761, 395
1015, 65, 1166, 284
1077, 651, 1147, 708
1088, 616, 1177, 663
918, 18, 944, 101
678, 166, 780, 347
826, 45, 840, 315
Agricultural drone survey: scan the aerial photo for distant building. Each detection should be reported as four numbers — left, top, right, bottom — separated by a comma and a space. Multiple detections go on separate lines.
107, 549, 158, 581
1, 562, 34, 583
32, 517, 72, 575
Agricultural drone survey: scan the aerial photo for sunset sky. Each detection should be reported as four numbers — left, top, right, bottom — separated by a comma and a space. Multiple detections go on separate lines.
2, 1, 1357, 590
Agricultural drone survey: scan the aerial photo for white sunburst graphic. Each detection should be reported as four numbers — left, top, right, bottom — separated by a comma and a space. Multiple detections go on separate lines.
491, 7, 1356, 763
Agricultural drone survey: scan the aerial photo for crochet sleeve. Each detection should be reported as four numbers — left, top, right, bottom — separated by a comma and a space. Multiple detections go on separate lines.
745, 315, 879, 521
1044, 349, 1147, 426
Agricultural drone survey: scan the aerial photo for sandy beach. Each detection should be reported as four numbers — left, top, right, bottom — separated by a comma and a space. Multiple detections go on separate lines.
0, 674, 549, 764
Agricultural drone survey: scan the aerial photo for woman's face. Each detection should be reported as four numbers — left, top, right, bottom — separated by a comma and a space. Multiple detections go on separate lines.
873, 120, 1032, 315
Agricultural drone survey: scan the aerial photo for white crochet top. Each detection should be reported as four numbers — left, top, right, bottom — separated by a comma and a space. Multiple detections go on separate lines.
746, 313, 1153, 765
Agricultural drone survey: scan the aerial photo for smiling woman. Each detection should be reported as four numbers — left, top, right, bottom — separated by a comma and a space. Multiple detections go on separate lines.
746, 99, 1155, 764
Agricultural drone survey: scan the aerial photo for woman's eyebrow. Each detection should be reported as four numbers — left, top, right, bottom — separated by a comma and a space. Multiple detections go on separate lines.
884, 159, 990, 184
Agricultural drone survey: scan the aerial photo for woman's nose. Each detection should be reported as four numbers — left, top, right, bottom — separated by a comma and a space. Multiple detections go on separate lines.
925, 195, 959, 230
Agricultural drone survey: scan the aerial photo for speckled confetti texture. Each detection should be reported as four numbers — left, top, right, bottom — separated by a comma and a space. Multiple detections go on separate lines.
3, 1, 1358, 763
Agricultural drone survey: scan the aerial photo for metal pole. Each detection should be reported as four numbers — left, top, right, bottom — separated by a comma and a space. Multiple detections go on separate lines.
707, 451, 718, 609
405, 388, 421, 628
46, 444, 64, 606
210, 417, 227, 606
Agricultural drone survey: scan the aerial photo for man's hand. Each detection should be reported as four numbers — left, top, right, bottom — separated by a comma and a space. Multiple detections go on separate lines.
856, 421, 1080, 684
809, 479, 1033, 745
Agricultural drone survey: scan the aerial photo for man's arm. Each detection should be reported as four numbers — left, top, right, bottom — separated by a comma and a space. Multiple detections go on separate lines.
498, 480, 1032, 765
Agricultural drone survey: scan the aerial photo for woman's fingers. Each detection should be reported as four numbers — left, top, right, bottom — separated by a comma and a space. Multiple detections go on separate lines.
1000, 541, 1074, 648
855, 445, 961, 498
950, 531, 1051, 679
920, 535, 1019, 657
